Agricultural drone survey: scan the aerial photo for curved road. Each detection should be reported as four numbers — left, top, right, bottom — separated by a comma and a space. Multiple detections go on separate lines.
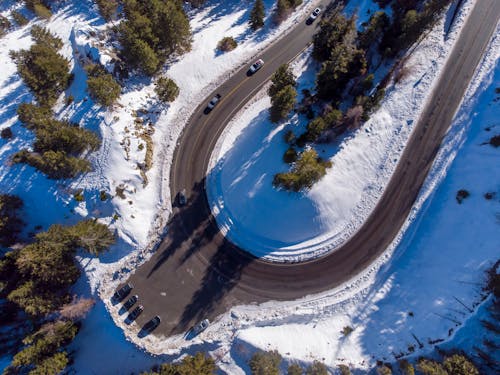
123, 0, 500, 336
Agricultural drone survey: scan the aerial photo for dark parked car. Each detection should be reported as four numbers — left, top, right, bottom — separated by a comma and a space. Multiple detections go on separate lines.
192, 319, 209, 335
127, 305, 143, 322
123, 295, 138, 310
113, 283, 133, 302
144, 316, 161, 332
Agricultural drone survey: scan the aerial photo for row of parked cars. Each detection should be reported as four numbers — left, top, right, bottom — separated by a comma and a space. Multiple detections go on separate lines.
113, 283, 161, 334
113, 283, 210, 337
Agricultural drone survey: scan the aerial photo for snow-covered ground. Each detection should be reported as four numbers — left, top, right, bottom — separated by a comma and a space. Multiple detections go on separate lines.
1, 0, 499, 373
207, 0, 478, 261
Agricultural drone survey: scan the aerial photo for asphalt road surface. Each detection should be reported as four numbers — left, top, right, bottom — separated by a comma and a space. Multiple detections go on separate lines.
120, 0, 500, 337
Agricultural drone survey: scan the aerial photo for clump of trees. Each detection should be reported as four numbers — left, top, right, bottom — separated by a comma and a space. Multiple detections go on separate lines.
14, 103, 100, 179
273, 148, 331, 191
10, 25, 71, 107
249, 0, 265, 31
155, 76, 180, 103
217, 36, 238, 52
268, 64, 297, 123
119, 0, 192, 76
143, 352, 216, 374
380, 0, 453, 57
1, 220, 114, 316
417, 354, 479, 375
1, 219, 113, 374
248, 350, 330, 375
86, 64, 121, 106
10, 27, 101, 179
0, 194, 24, 247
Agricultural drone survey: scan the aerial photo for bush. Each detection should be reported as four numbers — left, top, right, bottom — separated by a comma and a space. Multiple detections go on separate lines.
399, 359, 414, 375
87, 73, 121, 106
456, 189, 470, 204
283, 147, 297, 164
1, 127, 13, 139
342, 325, 354, 336
17, 103, 53, 129
155, 76, 179, 102
417, 358, 447, 375
284, 130, 296, 144
217, 36, 237, 52
34, 4, 52, 19
377, 365, 392, 375
0, 194, 24, 246
273, 149, 331, 192
287, 363, 303, 375
305, 361, 328, 375
12, 11, 29, 26
146, 352, 217, 374
338, 364, 351, 375
443, 354, 479, 375
249, 350, 282, 375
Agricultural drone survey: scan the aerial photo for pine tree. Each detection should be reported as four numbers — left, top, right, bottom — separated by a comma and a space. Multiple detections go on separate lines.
249, 0, 265, 31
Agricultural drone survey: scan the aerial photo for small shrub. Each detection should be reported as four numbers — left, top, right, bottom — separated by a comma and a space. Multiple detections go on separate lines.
249, 0, 265, 31
1, 127, 13, 139
273, 149, 331, 192
283, 147, 297, 164
342, 325, 354, 336
456, 189, 470, 204
12, 11, 29, 26
284, 130, 296, 145
217, 36, 237, 52
73, 190, 84, 202
287, 363, 303, 375
484, 192, 495, 200
249, 350, 282, 375
305, 361, 328, 375
488, 134, 500, 147
338, 364, 351, 375
399, 359, 414, 375
377, 365, 392, 375
65, 95, 74, 106
99, 190, 108, 201
115, 185, 126, 199
33, 3, 52, 19
155, 76, 179, 103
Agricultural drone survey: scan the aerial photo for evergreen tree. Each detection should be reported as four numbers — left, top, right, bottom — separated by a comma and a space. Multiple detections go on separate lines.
268, 64, 295, 97
249, 0, 265, 31
287, 363, 303, 375
270, 85, 297, 123
306, 361, 328, 375
0, 195, 24, 246
87, 73, 122, 106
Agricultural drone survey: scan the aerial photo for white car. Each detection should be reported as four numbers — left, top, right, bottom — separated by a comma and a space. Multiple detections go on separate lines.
206, 94, 221, 111
309, 7, 321, 21
249, 59, 264, 74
